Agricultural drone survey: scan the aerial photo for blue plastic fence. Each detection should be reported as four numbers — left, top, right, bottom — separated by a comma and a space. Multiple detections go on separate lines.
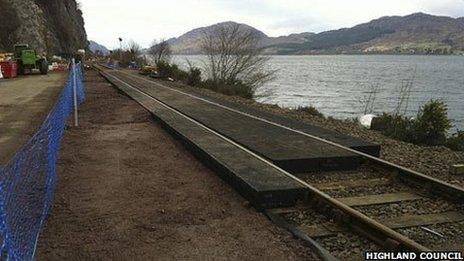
0, 63, 84, 260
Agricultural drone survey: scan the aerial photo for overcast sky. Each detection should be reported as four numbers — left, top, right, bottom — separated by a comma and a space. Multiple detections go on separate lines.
80, 0, 464, 49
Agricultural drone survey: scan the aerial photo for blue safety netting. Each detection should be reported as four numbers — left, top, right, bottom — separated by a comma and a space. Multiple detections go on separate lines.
0, 63, 84, 260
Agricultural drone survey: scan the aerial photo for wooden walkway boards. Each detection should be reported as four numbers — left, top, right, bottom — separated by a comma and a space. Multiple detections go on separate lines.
106, 69, 380, 173
100, 68, 307, 208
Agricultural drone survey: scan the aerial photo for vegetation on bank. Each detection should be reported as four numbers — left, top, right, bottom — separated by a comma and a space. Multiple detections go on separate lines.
296, 106, 325, 118
153, 60, 257, 98
371, 100, 463, 151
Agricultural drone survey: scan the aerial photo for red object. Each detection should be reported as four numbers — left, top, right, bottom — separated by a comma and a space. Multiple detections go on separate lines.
0, 61, 18, 79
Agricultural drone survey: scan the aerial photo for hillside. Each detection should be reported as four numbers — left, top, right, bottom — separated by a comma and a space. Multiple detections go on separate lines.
168, 21, 314, 54
291, 12, 464, 54
0, 0, 87, 55
89, 40, 110, 55
168, 13, 464, 55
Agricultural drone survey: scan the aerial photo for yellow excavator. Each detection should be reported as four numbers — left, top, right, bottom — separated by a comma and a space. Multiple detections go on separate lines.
139, 65, 157, 76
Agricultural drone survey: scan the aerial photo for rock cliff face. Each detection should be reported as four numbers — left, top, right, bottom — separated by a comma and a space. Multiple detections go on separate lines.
0, 0, 87, 55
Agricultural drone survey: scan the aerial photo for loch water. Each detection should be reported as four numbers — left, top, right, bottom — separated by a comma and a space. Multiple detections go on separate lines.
172, 55, 464, 130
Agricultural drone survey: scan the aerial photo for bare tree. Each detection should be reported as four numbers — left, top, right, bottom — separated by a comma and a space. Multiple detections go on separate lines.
200, 23, 275, 92
149, 39, 172, 64
127, 40, 142, 62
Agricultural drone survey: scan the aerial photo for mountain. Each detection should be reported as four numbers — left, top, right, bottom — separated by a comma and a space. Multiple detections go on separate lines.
289, 12, 464, 54
168, 13, 464, 55
0, 0, 87, 55
168, 21, 315, 54
89, 40, 110, 55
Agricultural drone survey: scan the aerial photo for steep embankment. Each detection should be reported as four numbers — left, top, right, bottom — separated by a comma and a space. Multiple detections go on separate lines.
0, 0, 87, 55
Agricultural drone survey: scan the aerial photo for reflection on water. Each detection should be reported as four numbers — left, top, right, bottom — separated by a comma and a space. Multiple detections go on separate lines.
172, 55, 464, 130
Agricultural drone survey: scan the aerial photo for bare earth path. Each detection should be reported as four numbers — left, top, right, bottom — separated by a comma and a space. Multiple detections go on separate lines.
35, 69, 316, 260
0, 73, 65, 164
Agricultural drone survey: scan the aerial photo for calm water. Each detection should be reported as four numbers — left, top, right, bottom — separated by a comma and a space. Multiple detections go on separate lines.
172, 55, 464, 130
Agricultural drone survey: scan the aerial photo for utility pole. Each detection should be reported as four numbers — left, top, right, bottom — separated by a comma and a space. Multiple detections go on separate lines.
72, 58, 79, 127
118, 37, 123, 67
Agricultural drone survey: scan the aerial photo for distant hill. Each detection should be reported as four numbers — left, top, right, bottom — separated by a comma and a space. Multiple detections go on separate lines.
167, 21, 314, 54
168, 13, 464, 55
89, 40, 110, 55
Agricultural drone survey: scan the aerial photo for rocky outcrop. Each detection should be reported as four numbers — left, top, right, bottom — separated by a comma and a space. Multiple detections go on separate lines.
0, 0, 87, 55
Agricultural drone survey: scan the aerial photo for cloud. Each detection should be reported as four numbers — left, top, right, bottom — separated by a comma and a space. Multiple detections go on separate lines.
79, 0, 464, 49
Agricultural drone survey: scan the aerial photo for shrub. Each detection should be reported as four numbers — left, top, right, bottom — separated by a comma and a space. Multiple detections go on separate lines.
371, 113, 415, 141
187, 67, 202, 86
412, 100, 451, 146
156, 60, 173, 78
446, 131, 464, 151
296, 106, 324, 118
170, 64, 189, 81
372, 100, 453, 148
200, 80, 255, 99
156, 61, 188, 80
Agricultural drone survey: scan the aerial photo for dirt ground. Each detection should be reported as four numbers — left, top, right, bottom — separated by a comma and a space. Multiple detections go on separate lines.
35, 69, 316, 260
0, 72, 65, 164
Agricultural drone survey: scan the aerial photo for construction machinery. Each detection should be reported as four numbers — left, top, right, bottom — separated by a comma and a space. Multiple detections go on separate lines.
14, 44, 48, 75
139, 65, 157, 76
0, 53, 13, 62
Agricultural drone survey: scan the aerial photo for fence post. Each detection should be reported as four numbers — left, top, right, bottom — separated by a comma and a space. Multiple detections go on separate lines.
72, 58, 79, 127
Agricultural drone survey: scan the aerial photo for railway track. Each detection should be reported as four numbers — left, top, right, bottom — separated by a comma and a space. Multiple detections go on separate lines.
271, 162, 464, 259
96, 65, 464, 260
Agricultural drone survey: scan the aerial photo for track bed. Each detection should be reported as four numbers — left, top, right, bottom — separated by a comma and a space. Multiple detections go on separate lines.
97, 65, 464, 260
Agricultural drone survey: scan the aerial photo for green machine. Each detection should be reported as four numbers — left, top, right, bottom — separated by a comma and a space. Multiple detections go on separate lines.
14, 44, 48, 75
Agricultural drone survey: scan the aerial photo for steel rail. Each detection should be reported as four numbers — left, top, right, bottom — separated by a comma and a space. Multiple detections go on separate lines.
96, 66, 430, 252
114, 69, 464, 204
